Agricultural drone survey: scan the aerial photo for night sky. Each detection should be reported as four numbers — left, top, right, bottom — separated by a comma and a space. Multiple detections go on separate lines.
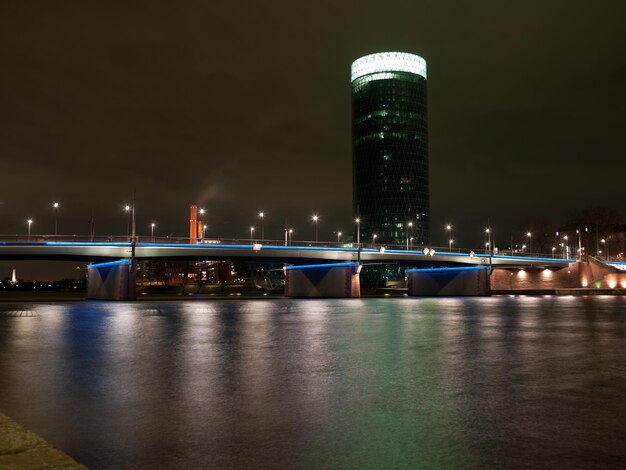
2, 1, 626, 278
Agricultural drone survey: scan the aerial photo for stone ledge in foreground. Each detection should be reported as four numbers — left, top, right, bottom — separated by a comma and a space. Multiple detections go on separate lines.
0, 412, 87, 469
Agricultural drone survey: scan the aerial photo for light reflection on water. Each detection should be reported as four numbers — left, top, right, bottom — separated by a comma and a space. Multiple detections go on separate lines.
0, 297, 625, 469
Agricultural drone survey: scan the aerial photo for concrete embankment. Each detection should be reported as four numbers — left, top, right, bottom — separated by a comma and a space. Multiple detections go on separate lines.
0, 412, 87, 469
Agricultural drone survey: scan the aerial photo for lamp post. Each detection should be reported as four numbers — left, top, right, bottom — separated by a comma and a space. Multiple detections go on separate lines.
52, 202, 60, 236
564, 235, 569, 259
259, 212, 265, 240
198, 208, 206, 241
406, 222, 413, 250
526, 232, 532, 254
250, 226, 255, 243
312, 215, 319, 242
552, 246, 556, 257
337, 231, 342, 244
151, 223, 156, 242
446, 224, 452, 252
373, 234, 378, 245
450, 239, 454, 252
355, 217, 361, 263
124, 205, 131, 241
485, 228, 491, 255
27, 219, 33, 241
288, 228, 293, 245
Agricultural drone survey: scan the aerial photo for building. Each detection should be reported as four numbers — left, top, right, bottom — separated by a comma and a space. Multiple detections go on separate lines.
351, 52, 429, 246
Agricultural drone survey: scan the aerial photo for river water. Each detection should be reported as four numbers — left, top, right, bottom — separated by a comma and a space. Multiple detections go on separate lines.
0, 296, 625, 469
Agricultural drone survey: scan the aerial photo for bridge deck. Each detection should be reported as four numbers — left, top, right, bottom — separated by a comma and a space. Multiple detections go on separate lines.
0, 241, 575, 268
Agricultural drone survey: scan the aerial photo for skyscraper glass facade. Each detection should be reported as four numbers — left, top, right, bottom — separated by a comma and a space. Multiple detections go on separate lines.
351, 52, 429, 246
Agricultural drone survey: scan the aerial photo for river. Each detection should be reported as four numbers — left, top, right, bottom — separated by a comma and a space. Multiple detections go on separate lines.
0, 296, 625, 469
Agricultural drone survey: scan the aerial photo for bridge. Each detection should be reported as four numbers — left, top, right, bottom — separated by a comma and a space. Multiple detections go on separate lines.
2, 237, 595, 299
0, 239, 575, 268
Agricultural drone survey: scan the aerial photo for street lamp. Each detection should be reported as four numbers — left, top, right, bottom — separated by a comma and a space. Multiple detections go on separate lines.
449, 239, 454, 251
485, 228, 491, 255
312, 215, 319, 242
446, 224, 452, 251
250, 226, 255, 243
407, 222, 413, 250
151, 222, 156, 242
52, 202, 60, 236
355, 218, 361, 248
526, 231, 532, 254
288, 228, 293, 245
337, 231, 342, 244
552, 246, 556, 257
198, 208, 206, 240
564, 235, 569, 259
124, 205, 131, 241
259, 212, 265, 240
27, 219, 33, 241
373, 234, 378, 245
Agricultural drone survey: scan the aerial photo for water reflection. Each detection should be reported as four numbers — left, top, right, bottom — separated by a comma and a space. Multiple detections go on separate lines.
0, 297, 625, 469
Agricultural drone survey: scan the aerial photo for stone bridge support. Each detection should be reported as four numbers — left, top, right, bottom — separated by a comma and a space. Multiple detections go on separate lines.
86, 259, 136, 300
407, 266, 491, 296
284, 262, 361, 298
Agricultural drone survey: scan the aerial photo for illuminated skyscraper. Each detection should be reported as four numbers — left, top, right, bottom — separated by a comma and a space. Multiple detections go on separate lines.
351, 52, 429, 246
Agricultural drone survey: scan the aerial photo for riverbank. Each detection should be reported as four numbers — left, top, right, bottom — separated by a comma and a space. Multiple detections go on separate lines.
0, 412, 87, 469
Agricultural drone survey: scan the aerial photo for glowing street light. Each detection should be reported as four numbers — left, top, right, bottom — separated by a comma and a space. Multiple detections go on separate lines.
337, 231, 342, 244
406, 221, 413, 250
151, 222, 156, 242
312, 215, 319, 242
27, 219, 33, 241
446, 224, 452, 251
52, 202, 60, 236
200, 210, 206, 239
250, 226, 255, 243
485, 228, 491, 255
124, 204, 131, 240
259, 212, 265, 240
373, 234, 378, 245
355, 218, 361, 249
449, 239, 454, 251
526, 231, 532, 254
288, 228, 293, 245
552, 246, 556, 256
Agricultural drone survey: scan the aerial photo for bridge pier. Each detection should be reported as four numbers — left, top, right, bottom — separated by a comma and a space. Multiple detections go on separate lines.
86, 260, 136, 300
407, 266, 491, 296
284, 262, 361, 298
